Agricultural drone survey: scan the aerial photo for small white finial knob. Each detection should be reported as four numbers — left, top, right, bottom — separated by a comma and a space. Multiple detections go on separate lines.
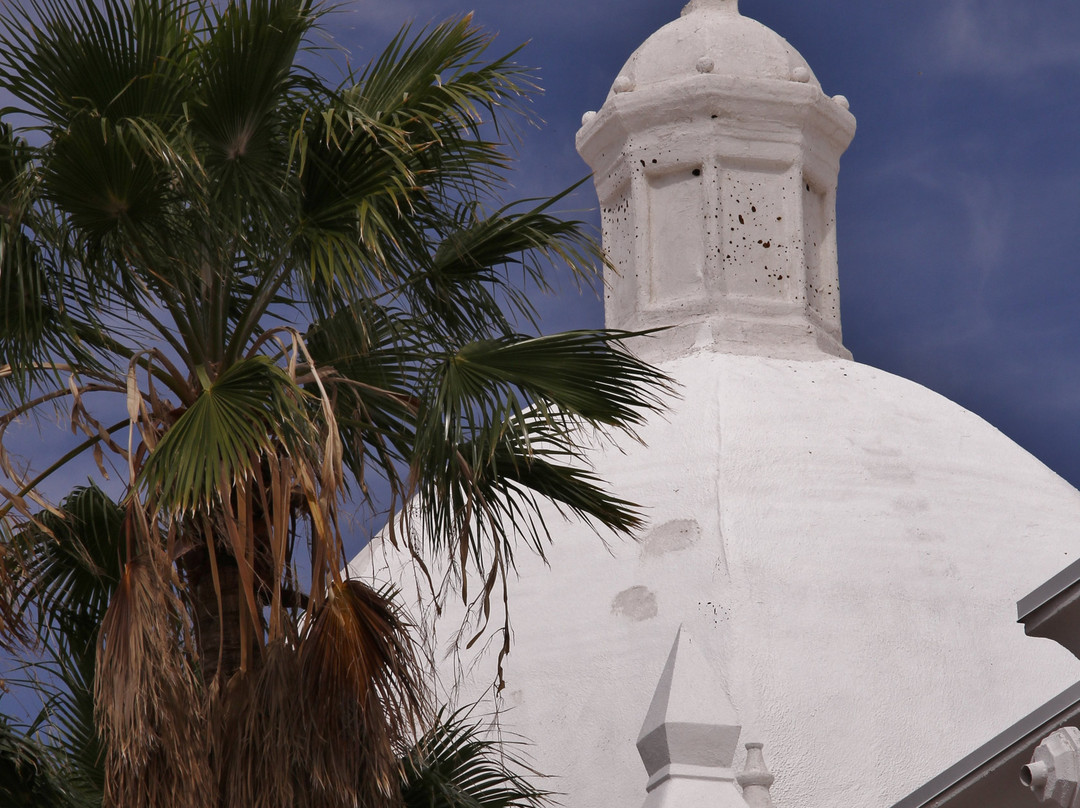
737, 742, 776, 808
792, 66, 811, 83
832, 94, 850, 110
613, 75, 634, 94
581, 111, 597, 126
1022, 727, 1080, 808
682, 0, 739, 16
696, 57, 715, 74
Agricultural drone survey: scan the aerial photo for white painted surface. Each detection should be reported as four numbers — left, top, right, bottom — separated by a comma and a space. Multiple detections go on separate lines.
636, 628, 748, 808
350, 4, 1080, 808
578, 0, 855, 362
355, 351, 1080, 808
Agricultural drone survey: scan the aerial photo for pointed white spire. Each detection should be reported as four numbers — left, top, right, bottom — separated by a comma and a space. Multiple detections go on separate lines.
636, 627, 748, 808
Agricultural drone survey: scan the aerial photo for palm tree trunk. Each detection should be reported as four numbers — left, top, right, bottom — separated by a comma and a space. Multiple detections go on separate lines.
186, 548, 257, 684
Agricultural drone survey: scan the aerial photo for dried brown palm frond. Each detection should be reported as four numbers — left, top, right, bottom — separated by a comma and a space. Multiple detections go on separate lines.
213, 643, 307, 807
212, 581, 426, 808
300, 579, 429, 808
95, 551, 213, 808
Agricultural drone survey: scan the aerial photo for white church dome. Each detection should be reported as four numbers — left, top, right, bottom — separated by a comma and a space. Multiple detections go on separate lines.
352, 3, 1080, 808
358, 350, 1080, 808
609, 0, 819, 96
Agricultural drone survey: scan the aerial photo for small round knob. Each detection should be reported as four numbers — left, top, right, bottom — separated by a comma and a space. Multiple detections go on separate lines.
1022, 727, 1080, 808
1022, 760, 1049, 789
696, 57, 715, 74
791, 66, 811, 83
612, 75, 634, 94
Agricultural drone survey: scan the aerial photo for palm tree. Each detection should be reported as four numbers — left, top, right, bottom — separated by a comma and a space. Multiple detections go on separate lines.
0, 1, 670, 807
2, 485, 554, 808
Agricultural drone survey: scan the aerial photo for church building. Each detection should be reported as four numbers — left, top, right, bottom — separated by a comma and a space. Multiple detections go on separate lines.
354, 2, 1080, 806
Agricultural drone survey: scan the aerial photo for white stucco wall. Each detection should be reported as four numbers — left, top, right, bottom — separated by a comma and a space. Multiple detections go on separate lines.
353, 351, 1080, 808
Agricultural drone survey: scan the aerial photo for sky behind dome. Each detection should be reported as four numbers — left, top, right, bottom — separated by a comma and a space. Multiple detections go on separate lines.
332, 0, 1080, 491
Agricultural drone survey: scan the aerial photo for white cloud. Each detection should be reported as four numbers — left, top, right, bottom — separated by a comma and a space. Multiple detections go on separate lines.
871, 148, 1009, 279
930, 0, 1080, 77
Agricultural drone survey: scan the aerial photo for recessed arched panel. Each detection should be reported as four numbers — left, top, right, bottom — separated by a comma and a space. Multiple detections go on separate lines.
647, 168, 706, 306
803, 179, 837, 325
720, 167, 795, 301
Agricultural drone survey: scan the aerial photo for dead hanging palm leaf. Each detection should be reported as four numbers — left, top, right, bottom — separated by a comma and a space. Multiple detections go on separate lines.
211, 580, 428, 808
95, 552, 212, 808
214, 642, 307, 807
298, 579, 429, 808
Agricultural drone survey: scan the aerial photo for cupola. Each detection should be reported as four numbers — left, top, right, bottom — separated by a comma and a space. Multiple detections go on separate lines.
577, 0, 857, 360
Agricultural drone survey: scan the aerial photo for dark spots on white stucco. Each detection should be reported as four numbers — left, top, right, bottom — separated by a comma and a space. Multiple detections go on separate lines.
612, 586, 658, 621
643, 519, 700, 557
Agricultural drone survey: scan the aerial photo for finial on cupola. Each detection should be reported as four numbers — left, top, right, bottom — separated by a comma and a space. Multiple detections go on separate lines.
636, 627, 749, 808
682, 0, 740, 15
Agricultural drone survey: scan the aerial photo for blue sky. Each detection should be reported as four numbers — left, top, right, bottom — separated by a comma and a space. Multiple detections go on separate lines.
327, 0, 1080, 489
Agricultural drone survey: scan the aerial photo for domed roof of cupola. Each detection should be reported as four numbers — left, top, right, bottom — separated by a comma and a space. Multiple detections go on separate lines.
608, 0, 819, 97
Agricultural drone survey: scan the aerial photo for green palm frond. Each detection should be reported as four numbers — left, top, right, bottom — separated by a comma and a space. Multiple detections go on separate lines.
418, 331, 668, 473
0, 0, 193, 126
140, 356, 313, 512
193, 0, 322, 220
351, 16, 531, 137
0, 122, 103, 404
303, 300, 423, 490
402, 709, 549, 808
44, 116, 173, 245
2, 484, 124, 808
0, 715, 89, 808
295, 16, 539, 308
14, 485, 124, 646
406, 331, 670, 584
410, 190, 603, 341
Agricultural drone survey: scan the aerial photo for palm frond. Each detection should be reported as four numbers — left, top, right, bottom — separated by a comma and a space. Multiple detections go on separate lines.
139, 356, 314, 512
96, 554, 212, 808
194, 0, 322, 218
296, 579, 428, 808
411, 191, 605, 341
13, 484, 124, 648
402, 709, 549, 808
351, 16, 532, 145
0, 0, 193, 126
445, 331, 669, 429
0, 715, 89, 808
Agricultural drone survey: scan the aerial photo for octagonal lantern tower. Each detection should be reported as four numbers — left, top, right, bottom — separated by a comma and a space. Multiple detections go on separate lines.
577, 0, 856, 361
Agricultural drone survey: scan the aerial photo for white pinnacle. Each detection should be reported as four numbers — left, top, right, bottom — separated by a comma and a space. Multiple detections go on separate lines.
637, 626, 741, 773
636, 627, 748, 807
